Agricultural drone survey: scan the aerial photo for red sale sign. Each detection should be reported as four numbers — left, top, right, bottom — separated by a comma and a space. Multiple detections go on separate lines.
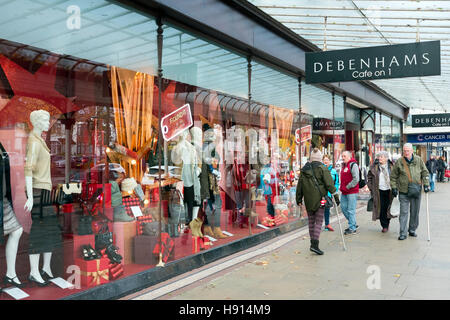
160, 104, 193, 141
295, 125, 312, 144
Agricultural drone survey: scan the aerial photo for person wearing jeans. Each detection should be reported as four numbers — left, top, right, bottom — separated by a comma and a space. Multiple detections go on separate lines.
426, 155, 437, 192
322, 154, 339, 231
339, 151, 360, 235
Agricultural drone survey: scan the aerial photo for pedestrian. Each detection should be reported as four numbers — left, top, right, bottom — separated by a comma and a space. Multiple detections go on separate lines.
339, 151, 360, 235
390, 143, 430, 240
322, 154, 339, 231
437, 156, 446, 182
425, 154, 437, 192
296, 148, 339, 255
367, 151, 395, 233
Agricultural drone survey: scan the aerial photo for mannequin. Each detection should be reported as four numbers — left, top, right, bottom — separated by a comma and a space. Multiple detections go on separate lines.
201, 124, 227, 239
0, 142, 24, 287
172, 129, 202, 237
24, 110, 62, 286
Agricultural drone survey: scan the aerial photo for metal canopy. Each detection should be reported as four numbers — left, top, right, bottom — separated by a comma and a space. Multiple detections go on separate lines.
248, 0, 450, 113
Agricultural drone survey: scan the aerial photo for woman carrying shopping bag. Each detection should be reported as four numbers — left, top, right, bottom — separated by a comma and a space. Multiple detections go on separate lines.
296, 148, 339, 255
322, 154, 339, 231
366, 151, 396, 233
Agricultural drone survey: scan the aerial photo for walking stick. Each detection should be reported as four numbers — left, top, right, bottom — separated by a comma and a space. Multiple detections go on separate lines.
426, 192, 430, 242
331, 196, 347, 251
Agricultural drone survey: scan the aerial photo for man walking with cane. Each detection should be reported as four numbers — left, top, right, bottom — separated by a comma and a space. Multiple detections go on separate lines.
390, 143, 430, 240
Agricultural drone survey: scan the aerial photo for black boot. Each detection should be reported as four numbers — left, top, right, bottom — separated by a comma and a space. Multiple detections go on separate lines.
310, 239, 324, 255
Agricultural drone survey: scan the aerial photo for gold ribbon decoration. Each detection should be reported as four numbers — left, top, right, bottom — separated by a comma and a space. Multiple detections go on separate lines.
80, 259, 109, 286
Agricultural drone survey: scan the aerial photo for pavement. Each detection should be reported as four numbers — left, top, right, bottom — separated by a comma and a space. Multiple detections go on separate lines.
128, 181, 450, 300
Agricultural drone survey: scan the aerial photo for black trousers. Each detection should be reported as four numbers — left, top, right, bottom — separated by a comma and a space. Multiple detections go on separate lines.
379, 189, 391, 229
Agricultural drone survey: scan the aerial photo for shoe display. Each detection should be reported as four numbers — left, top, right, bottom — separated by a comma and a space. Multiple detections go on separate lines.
3, 275, 24, 288
39, 270, 55, 282
87, 244, 102, 259
28, 275, 48, 287
213, 227, 228, 239
203, 225, 215, 237
82, 245, 95, 261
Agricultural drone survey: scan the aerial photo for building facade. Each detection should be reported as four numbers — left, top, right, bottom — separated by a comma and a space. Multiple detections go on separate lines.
0, 0, 407, 299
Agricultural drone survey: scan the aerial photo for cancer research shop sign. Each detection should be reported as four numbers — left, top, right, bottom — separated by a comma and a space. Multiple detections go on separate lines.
412, 113, 450, 128
305, 41, 440, 84
407, 133, 450, 144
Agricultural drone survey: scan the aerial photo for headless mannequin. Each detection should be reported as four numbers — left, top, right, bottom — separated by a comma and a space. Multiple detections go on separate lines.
0, 144, 24, 286
24, 110, 54, 285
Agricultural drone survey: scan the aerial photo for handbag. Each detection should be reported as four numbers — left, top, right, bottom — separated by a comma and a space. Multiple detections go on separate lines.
367, 197, 374, 212
77, 215, 93, 235
445, 169, 450, 178
310, 165, 333, 209
401, 158, 422, 199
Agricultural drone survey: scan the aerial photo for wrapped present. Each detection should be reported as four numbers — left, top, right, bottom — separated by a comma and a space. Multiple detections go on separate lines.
152, 232, 174, 263
108, 262, 124, 280
136, 215, 153, 235
122, 196, 141, 218
261, 215, 275, 227
113, 221, 136, 264
192, 236, 212, 253
76, 257, 109, 288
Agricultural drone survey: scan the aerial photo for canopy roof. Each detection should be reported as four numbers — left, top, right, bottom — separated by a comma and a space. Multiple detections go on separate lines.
248, 0, 450, 113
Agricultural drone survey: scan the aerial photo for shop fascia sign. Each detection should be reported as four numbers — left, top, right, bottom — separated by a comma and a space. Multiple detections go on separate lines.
161, 103, 193, 141
295, 125, 312, 144
305, 41, 440, 84
407, 133, 450, 144
411, 113, 450, 128
313, 118, 344, 130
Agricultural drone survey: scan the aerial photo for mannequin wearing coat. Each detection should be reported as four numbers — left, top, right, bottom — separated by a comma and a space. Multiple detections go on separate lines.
172, 129, 202, 237
24, 110, 62, 286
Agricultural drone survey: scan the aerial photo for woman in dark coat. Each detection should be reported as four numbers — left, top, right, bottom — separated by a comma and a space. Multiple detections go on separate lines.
367, 151, 395, 232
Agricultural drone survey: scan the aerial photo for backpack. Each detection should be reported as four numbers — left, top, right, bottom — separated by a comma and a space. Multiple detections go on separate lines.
350, 162, 366, 189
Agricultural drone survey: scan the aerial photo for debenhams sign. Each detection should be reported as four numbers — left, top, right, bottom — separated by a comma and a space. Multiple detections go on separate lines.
305, 41, 440, 84
412, 113, 450, 128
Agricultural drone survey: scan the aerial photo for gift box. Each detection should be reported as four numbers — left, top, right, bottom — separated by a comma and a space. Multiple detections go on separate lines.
64, 234, 96, 267
192, 236, 212, 254
122, 196, 141, 218
274, 213, 288, 225
133, 235, 159, 265
75, 257, 109, 288
113, 221, 137, 264
108, 262, 124, 280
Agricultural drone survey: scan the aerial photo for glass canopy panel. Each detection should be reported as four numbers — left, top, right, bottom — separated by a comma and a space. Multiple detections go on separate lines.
0, 0, 158, 74
248, 0, 450, 113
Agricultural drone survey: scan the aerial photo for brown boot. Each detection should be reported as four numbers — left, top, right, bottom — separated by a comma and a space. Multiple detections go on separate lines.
189, 218, 203, 237
203, 225, 214, 237
213, 227, 228, 239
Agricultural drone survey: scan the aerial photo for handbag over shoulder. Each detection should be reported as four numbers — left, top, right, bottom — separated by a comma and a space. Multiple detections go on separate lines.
401, 158, 422, 199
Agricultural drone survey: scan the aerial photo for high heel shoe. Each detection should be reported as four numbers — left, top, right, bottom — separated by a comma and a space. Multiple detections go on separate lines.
28, 275, 48, 287
40, 270, 55, 282
82, 245, 95, 261
3, 275, 24, 288
87, 244, 101, 259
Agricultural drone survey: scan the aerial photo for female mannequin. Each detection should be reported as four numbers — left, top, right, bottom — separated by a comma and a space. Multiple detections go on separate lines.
0, 142, 24, 287
172, 129, 202, 237
24, 110, 62, 286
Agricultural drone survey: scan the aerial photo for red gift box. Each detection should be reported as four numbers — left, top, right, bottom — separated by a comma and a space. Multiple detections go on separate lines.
192, 236, 212, 253
75, 257, 109, 288
122, 196, 141, 218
